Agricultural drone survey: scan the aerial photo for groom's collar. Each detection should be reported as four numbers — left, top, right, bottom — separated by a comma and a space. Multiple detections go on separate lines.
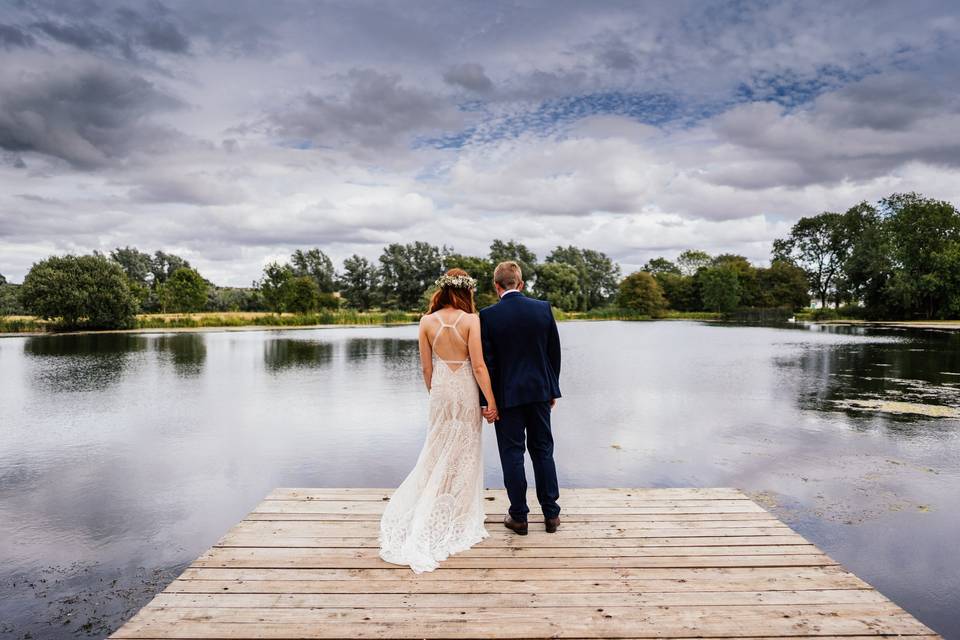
499, 289, 521, 299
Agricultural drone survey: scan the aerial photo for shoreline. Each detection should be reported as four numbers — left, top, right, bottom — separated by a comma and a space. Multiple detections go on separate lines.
810, 319, 960, 331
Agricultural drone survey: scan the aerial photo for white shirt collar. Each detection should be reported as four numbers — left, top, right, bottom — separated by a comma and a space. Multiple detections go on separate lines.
500, 289, 521, 298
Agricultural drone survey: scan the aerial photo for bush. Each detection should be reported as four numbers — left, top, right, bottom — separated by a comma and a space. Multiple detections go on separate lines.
20, 254, 138, 329
617, 271, 667, 317
284, 276, 321, 313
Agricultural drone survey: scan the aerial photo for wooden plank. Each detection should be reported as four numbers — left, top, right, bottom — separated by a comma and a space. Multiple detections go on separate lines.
150, 589, 890, 608
216, 533, 809, 548
267, 487, 748, 501
206, 543, 820, 557
166, 571, 871, 594
251, 499, 766, 514
175, 565, 868, 585
111, 603, 934, 638
244, 512, 779, 522
192, 547, 836, 569
228, 518, 795, 540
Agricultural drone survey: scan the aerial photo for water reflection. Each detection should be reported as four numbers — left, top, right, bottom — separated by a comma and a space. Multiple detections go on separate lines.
23, 334, 148, 392
263, 338, 333, 371
154, 334, 206, 377
787, 330, 960, 428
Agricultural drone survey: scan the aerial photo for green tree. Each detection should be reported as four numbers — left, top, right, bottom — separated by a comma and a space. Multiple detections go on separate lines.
546, 246, 621, 310
643, 257, 681, 275
257, 262, 294, 313
111, 247, 154, 285
677, 250, 712, 276
151, 251, 192, 286
653, 272, 698, 311
617, 271, 667, 316
339, 255, 379, 311
773, 212, 849, 308
378, 242, 443, 310
698, 265, 741, 312
19, 254, 138, 328
283, 275, 320, 313
291, 248, 337, 293
882, 192, 960, 318
755, 261, 811, 310
160, 267, 208, 312
711, 254, 760, 307
489, 239, 538, 285
533, 262, 580, 311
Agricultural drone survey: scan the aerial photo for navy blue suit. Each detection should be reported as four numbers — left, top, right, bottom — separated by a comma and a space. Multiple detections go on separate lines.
480, 291, 561, 521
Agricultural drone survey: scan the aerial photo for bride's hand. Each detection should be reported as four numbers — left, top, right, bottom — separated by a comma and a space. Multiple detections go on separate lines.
482, 404, 499, 423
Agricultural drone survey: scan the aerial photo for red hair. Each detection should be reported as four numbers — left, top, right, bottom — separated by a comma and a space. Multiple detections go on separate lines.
428, 268, 476, 314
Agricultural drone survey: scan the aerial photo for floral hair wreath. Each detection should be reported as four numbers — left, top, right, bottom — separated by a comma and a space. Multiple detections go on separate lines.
434, 273, 477, 291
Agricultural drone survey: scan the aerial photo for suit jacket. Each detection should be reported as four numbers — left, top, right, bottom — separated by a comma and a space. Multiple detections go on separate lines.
479, 292, 562, 409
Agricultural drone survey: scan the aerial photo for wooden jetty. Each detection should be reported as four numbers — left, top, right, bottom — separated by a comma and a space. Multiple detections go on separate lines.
110, 488, 940, 639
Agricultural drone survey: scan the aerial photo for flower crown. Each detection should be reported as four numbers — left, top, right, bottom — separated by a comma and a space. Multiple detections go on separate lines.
435, 273, 477, 291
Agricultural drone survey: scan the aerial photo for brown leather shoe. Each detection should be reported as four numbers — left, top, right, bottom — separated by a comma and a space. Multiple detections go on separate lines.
545, 516, 560, 533
503, 515, 528, 535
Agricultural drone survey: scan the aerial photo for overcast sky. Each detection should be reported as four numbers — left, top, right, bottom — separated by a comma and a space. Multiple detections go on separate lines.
1, 0, 959, 285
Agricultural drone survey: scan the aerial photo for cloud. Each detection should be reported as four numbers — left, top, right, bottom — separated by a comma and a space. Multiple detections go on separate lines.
442, 63, 493, 93
263, 68, 463, 150
0, 23, 36, 49
0, 65, 185, 168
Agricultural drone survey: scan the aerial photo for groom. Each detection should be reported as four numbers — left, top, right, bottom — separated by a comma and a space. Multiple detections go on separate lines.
480, 261, 562, 535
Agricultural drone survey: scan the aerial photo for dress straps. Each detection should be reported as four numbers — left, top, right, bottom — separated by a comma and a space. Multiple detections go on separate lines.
431, 311, 468, 349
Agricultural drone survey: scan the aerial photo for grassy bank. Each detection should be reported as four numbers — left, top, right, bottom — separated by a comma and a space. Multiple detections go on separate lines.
1, 308, 726, 335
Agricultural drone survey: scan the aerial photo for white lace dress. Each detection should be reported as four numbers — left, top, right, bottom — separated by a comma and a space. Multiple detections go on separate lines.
379, 311, 489, 572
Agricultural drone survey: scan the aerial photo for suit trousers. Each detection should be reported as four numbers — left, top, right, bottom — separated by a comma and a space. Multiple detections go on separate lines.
494, 400, 560, 521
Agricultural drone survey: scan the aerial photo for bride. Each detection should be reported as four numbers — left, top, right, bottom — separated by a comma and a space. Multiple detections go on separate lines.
379, 268, 498, 573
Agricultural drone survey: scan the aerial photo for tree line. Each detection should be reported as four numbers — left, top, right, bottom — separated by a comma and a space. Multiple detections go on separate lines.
3, 191, 956, 328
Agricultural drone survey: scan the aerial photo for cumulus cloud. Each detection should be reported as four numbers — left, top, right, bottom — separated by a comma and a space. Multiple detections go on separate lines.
0, 65, 185, 168
442, 63, 493, 93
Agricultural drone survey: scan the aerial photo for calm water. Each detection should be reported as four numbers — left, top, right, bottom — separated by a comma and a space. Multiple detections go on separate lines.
1, 321, 959, 638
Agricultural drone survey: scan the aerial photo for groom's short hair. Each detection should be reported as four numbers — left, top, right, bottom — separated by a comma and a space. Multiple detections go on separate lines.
494, 261, 522, 289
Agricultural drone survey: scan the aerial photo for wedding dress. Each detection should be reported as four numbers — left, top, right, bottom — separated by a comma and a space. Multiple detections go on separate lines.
379, 310, 489, 572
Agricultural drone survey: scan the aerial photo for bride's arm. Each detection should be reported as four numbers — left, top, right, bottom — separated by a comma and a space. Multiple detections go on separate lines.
418, 317, 433, 392
466, 315, 497, 415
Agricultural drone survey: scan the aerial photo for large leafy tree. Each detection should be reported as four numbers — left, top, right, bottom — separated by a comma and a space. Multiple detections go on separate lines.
378, 242, 443, 310
698, 265, 741, 312
533, 262, 580, 311
151, 251, 192, 286
160, 267, 208, 312
339, 255, 380, 311
642, 257, 681, 275
19, 254, 138, 328
489, 239, 538, 285
284, 276, 321, 313
676, 250, 712, 276
773, 212, 849, 308
291, 248, 337, 293
882, 192, 960, 318
653, 272, 698, 311
755, 261, 811, 310
618, 271, 667, 316
546, 246, 621, 311
257, 262, 295, 313
110, 247, 154, 286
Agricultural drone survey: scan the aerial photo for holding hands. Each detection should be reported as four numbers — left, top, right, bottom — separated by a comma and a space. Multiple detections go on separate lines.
482, 403, 499, 424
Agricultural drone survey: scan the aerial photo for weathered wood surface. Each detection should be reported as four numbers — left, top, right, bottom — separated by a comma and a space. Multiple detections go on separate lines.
110, 488, 940, 639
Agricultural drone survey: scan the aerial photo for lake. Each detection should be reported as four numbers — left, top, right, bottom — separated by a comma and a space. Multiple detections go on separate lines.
1, 321, 959, 638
